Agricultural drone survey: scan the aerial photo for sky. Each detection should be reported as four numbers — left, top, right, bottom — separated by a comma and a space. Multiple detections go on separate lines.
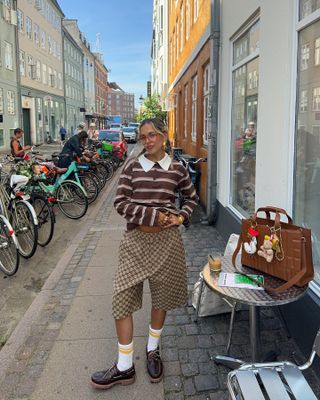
59, 0, 153, 108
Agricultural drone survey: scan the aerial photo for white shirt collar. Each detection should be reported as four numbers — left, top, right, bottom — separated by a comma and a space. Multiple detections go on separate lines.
138, 153, 172, 172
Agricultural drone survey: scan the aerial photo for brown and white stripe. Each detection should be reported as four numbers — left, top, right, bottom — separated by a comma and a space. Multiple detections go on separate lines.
114, 157, 198, 230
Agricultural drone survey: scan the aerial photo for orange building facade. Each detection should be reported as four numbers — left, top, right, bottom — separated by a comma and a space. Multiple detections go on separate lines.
168, 0, 211, 205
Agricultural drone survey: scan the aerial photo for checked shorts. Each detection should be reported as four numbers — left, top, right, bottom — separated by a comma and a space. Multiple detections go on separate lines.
112, 227, 188, 320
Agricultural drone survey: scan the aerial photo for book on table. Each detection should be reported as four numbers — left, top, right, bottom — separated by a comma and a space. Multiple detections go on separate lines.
218, 272, 264, 290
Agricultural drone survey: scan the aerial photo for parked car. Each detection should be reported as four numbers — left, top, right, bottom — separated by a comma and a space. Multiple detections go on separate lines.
128, 122, 140, 132
122, 127, 137, 143
98, 129, 128, 159
110, 123, 122, 130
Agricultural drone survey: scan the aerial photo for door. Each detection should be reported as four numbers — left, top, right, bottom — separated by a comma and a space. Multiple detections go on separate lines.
22, 108, 31, 145
51, 115, 55, 139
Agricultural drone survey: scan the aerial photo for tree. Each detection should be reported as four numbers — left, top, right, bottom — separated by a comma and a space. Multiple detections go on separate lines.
137, 95, 167, 122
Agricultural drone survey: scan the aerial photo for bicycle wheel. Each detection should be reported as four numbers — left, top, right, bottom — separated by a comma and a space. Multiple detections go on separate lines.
11, 201, 38, 259
94, 164, 107, 189
0, 215, 19, 276
78, 172, 99, 204
56, 180, 88, 219
102, 161, 114, 182
31, 194, 55, 247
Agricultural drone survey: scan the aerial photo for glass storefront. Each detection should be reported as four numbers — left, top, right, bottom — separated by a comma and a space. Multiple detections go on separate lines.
231, 21, 259, 215
295, 6, 320, 284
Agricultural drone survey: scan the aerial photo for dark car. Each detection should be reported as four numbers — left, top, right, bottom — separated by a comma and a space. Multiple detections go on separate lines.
122, 127, 137, 143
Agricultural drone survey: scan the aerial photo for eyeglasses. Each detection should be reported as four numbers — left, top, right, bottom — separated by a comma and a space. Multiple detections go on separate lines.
138, 132, 159, 143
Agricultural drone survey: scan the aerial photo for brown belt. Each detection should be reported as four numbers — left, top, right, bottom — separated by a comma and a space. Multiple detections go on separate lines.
137, 225, 164, 233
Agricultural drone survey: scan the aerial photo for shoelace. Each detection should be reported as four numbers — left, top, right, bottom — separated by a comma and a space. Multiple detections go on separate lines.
148, 349, 160, 360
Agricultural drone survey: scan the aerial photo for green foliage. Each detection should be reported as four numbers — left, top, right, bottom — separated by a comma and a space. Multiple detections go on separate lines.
137, 95, 167, 122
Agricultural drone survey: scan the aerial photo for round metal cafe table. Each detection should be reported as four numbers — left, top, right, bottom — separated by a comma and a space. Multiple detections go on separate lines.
202, 256, 308, 368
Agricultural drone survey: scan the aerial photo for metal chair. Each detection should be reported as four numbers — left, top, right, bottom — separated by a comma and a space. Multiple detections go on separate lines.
227, 328, 320, 400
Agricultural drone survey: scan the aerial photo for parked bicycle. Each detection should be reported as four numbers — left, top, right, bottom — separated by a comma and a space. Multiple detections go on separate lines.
175, 155, 207, 209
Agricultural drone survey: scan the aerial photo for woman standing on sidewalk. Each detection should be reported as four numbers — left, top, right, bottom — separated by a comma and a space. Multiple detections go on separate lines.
91, 118, 198, 389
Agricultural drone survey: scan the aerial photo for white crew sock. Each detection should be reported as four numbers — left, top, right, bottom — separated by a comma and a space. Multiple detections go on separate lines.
117, 341, 133, 371
147, 325, 163, 352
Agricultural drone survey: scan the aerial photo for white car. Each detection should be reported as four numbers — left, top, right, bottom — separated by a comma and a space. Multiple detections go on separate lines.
122, 127, 137, 143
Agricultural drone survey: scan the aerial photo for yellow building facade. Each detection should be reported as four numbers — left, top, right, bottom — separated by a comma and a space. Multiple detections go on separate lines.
168, 0, 211, 205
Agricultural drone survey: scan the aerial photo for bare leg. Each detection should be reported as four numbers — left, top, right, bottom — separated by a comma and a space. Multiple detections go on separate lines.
115, 315, 133, 344
151, 307, 166, 329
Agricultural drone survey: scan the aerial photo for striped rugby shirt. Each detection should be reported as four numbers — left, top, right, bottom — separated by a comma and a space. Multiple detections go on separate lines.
114, 153, 199, 231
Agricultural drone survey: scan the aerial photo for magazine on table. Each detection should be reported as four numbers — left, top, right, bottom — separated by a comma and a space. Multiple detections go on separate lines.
218, 272, 264, 290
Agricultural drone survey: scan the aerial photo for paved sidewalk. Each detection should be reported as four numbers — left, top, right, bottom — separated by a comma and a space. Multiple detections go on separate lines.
0, 168, 163, 400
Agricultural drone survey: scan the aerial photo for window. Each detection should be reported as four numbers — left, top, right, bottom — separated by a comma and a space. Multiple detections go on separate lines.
0, 88, 3, 114
17, 9, 24, 32
41, 31, 46, 50
203, 64, 210, 144
186, 0, 190, 40
7, 90, 15, 115
36, 60, 41, 81
184, 84, 188, 138
315, 38, 320, 66
295, 5, 320, 284
4, 41, 13, 70
34, 24, 40, 46
194, 0, 198, 22
42, 63, 47, 84
19, 50, 25, 76
58, 72, 62, 90
176, 20, 179, 61
191, 75, 197, 141
27, 55, 34, 79
48, 35, 52, 54
300, 89, 308, 111
231, 20, 259, 216
300, 0, 320, 19
301, 43, 310, 70
180, 3, 184, 52
3, 0, 11, 23
26, 17, 32, 40
312, 87, 320, 110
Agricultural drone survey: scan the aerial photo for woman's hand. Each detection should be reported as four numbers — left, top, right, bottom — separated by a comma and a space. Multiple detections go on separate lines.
158, 212, 183, 228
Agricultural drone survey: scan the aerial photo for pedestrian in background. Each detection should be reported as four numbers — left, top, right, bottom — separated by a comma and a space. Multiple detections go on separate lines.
58, 130, 90, 168
91, 118, 198, 389
73, 122, 86, 136
87, 122, 99, 140
10, 128, 32, 157
59, 126, 67, 145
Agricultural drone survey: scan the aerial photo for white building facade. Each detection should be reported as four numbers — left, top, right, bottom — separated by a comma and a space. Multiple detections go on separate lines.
151, 0, 169, 110
216, 0, 320, 352
63, 19, 95, 120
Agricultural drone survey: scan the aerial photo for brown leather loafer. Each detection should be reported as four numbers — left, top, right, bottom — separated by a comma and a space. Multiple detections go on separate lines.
91, 363, 135, 389
146, 347, 163, 383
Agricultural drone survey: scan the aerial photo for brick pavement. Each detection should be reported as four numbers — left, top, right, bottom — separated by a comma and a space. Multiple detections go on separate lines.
163, 208, 320, 400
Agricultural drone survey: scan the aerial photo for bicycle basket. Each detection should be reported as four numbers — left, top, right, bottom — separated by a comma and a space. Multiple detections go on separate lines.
101, 141, 113, 151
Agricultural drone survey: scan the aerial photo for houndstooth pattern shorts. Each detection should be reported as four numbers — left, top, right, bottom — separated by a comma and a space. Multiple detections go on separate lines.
112, 227, 188, 319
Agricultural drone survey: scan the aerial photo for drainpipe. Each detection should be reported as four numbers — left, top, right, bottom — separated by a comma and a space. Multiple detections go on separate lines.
205, 0, 220, 225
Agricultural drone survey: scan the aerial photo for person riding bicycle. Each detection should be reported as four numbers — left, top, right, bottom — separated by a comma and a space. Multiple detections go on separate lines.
58, 130, 90, 168
10, 128, 32, 158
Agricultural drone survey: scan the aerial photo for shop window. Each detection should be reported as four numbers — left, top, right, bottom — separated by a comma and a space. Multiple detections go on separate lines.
295, 13, 320, 284
230, 20, 259, 216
